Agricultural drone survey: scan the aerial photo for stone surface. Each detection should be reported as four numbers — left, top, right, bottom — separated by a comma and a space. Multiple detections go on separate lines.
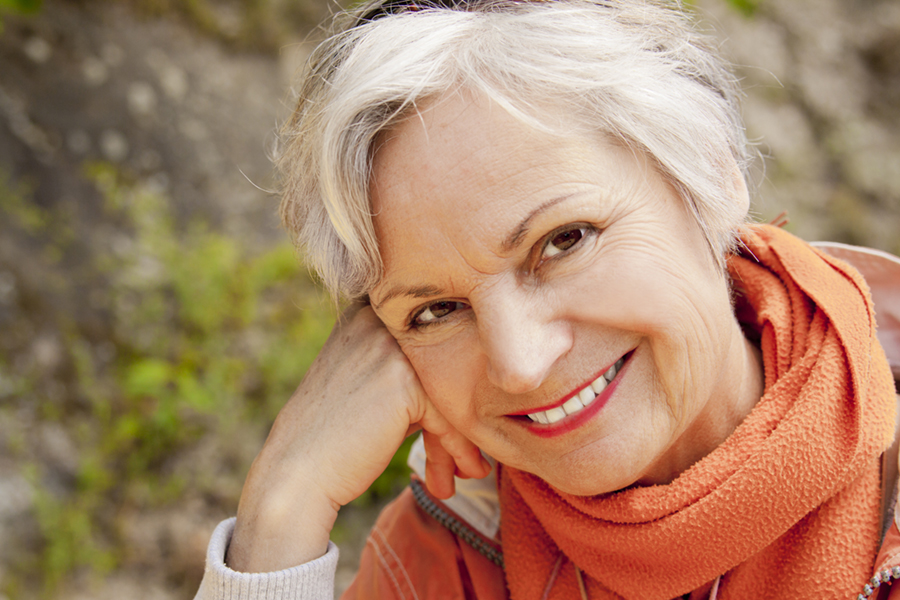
697, 0, 900, 253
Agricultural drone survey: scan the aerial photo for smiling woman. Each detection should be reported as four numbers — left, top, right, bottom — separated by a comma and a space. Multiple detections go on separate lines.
368, 91, 762, 498
193, 1, 900, 599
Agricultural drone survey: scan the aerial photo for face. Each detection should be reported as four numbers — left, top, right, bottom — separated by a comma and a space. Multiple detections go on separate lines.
369, 92, 751, 496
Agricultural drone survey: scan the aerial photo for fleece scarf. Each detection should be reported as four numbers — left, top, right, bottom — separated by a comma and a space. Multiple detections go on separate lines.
498, 225, 896, 600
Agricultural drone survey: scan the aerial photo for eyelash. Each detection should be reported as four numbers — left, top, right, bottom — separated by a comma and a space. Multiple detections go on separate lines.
407, 223, 596, 330
409, 301, 468, 329
538, 223, 594, 264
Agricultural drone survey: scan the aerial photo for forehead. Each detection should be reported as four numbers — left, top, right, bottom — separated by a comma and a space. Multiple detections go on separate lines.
369, 93, 619, 270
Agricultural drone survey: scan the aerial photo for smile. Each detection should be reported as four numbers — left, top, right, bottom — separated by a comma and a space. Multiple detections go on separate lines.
508, 350, 633, 438
527, 356, 625, 424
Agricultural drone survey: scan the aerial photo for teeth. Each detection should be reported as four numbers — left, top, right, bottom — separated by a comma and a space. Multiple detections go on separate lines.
590, 376, 607, 394
527, 356, 626, 425
562, 396, 584, 415
544, 407, 567, 424
528, 411, 550, 424
578, 387, 595, 405
603, 362, 618, 382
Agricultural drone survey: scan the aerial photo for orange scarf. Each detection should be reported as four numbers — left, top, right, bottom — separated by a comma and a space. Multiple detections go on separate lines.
498, 225, 896, 600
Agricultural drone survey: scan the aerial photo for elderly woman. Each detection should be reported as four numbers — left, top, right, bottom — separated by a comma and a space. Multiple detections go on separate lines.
195, 1, 900, 598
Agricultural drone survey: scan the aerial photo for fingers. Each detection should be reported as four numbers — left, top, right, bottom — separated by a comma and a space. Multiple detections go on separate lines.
423, 433, 457, 499
420, 408, 491, 499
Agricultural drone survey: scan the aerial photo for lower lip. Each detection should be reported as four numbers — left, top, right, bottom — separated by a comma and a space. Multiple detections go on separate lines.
519, 352, 632, 439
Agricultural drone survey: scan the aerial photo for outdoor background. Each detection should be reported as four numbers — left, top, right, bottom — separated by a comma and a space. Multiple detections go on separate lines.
0, 0, 898, 598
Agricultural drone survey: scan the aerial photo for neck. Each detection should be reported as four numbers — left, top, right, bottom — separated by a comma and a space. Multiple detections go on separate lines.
638, 323, 765, 487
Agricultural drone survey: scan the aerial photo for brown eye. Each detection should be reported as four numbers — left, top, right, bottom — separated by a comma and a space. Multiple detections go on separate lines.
414, 301, 466, 326
544, 227, 585, 258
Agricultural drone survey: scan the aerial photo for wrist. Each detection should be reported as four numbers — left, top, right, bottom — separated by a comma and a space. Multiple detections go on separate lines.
227, 482, 340, 573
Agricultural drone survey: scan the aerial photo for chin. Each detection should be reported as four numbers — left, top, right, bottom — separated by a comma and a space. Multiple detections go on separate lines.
530, 455, 640, 497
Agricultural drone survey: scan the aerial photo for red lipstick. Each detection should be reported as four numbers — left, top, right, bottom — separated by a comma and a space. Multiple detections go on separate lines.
512, 351, 633, 438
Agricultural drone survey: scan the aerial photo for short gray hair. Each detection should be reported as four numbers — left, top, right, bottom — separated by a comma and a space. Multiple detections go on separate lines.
277, 0, 751, 300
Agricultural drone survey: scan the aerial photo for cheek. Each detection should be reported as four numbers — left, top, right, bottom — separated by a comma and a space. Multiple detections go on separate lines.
569, 238, 731, 414
596, 229, 725, 335
399, 338, 482, 418
565, 254, 697, 339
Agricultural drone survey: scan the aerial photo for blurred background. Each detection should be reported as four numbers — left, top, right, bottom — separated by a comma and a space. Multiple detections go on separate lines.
0, 0, 897, 598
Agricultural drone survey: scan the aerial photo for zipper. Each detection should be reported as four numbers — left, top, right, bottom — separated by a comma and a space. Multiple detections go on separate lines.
858, 566, 900, 599
410, 478, 505, 569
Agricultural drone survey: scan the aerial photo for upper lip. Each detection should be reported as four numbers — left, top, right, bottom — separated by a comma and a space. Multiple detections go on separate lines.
506, 354, 627, 417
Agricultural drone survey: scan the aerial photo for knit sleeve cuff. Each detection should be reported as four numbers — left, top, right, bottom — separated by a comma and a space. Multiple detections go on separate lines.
195, 517, 339, 600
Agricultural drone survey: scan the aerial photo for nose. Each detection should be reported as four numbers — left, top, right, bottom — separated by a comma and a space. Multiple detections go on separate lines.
478, 288, 573, 395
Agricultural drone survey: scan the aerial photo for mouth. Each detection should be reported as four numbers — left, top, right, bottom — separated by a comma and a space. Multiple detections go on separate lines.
509, 350, 633, 438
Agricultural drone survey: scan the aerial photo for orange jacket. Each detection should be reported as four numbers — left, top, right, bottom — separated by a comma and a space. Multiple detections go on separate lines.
344, 482, 506, 600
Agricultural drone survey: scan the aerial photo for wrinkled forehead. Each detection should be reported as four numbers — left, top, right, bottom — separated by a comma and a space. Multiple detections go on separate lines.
368, 88, 670, 229
369, 90, 604, 222
368, 90, 666, 287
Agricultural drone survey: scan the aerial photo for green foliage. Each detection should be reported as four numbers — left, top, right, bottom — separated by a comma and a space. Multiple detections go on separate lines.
682, 0, 760, 18
1, 163, 421, 594
0, 171, 44, 234
123, 0, 305, 53
1, 161, 419, 593
78, 161, 338, 489
0, 0, 41, 34
24, 463, 117, 592
723, 0, 760, 17
0, 0, 41, 15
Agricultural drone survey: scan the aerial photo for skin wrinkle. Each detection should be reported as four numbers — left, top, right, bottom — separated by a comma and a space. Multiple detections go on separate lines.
369, 90, 763, 495
372, 153, 519, 303
502, 196, 572, 254
372, 284, 446, 311
375, 187, 617, 318
373, 195, 580, 310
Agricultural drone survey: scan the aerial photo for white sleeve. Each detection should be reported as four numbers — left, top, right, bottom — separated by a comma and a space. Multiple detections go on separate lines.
194, 518, 340, 600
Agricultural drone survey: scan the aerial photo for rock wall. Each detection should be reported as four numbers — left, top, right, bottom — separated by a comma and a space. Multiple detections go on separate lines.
0, 3, 311, 598
699, 0, 900, 253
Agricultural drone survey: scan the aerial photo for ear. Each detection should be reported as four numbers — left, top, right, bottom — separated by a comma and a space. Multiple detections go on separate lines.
727, 155, 751, 216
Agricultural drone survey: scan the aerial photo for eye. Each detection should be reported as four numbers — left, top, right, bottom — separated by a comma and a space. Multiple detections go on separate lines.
542, 225, 587, 259
412, 300, 468, 327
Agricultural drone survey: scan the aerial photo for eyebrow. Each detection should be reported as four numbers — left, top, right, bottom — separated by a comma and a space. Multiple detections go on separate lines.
372, 284, 446, 310
372, 194, 574, 310
500, 195, 571, 253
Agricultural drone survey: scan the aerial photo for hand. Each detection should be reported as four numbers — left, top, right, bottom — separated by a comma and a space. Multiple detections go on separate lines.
226, 304, 490, 573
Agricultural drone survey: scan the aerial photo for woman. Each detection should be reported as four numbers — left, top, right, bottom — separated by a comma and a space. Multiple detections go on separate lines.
195, 1, 900, 598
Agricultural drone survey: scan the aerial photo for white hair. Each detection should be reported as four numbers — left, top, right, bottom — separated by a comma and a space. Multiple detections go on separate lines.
277, 0, 751, 300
